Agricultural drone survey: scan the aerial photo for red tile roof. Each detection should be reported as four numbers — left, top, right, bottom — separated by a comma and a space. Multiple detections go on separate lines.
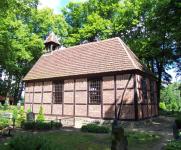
23, 37, 153, 81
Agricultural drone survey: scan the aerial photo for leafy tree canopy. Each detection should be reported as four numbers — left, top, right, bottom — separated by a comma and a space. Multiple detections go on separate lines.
0, 0, 180, 104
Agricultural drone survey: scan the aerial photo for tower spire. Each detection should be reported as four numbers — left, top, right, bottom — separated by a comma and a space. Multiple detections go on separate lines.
44, 32, 60, 52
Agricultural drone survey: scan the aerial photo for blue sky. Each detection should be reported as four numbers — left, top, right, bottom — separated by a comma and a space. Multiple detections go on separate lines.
38, 0, 180, 82
38, 0, 86, 13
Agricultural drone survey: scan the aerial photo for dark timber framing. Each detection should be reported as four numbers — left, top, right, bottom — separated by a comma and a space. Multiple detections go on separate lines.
101, 78, 103, 118
32, 82, 35, 112
114, 75, 117, 120
134, 74, 138, 120
24, 71, 158, 121
41, 82, 44, 105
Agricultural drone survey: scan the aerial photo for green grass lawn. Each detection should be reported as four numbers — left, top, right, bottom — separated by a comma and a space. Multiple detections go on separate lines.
0, 129, 161, 150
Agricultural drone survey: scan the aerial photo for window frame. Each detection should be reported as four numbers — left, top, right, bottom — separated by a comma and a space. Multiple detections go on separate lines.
52, 80, 64, 104
141, 77, 147, 100
88, 78, 102, 105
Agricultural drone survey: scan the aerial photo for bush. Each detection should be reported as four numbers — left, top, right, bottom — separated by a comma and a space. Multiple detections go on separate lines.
0, 118, 10, 129
8, 134, 53, 150
159, 102, 167, 110
51, 121, 62, 129
36, 106, 45, 122
17, 108, 26, 125
21, 121, 36, 130
81, 123, 110, 133
165, 140, 181, 150
21, 121, 62, 130
22, 121, 51, 130
35, 122, 51, 130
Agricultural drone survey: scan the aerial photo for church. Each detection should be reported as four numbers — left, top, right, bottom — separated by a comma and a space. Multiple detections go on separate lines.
23, 32, 158, 127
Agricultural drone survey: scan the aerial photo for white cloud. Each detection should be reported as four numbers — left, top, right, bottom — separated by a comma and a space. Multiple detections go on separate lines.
38, 0, 87, 13
38, 0, 61, 13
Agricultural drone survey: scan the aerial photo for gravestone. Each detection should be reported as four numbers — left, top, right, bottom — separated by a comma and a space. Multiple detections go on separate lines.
17, 100, 21, 109
173, 121, 181, 140
26, 112, 35, 122
111, 123, 128, 150
1, 112, 13, 119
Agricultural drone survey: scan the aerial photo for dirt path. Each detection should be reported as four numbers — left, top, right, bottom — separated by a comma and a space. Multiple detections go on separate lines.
122, 116, 174, 150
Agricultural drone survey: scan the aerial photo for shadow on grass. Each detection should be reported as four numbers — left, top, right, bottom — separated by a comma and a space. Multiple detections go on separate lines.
0, 129, 162, 150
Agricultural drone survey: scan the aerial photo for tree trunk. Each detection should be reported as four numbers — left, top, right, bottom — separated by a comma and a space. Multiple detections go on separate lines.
156, 60, 163, 112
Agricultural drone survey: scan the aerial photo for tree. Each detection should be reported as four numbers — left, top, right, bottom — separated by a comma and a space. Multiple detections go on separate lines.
0, 1, 68, 103
160, 82, 181, 111
62, 0, 181, 104
36, 106, 45, 122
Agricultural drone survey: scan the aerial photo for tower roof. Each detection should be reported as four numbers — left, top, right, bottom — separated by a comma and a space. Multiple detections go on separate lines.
44, 32, 60, 45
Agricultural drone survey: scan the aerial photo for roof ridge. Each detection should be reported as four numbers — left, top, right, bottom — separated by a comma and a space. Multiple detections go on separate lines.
117, 38, 138, 69
23, 37, 154, 81
48, 37, 119, 53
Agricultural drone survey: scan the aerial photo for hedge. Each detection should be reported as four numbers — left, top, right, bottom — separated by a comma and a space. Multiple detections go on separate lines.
81, 123, 110, 133
21, 121, 62, 130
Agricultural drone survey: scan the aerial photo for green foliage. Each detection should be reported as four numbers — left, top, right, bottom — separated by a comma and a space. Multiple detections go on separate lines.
21, 121, 62, 130
21, 121, 36, 130
0, 0, 180, 105
51, 121, 62, 129
36, 106, 45, 122
3, 99, 9, 110
81, 123, 110, 133
35, 121, 52, 130
27, 107, 31, 113
127, 131, 160, 143
0, 2, 68, 103
22, 121, 50, 130
8, 134, 53, 150
17, 108, 26, 125
160, 83, 181, 112
165, 140, 181, 150
159, 102, 167, 110
0, 118, 10, 129
12, 107, 18, 120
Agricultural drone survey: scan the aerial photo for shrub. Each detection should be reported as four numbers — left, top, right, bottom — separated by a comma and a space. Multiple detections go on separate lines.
21, 121, 36, 130
21, 121, 62, 130
0, 118, 10, 129
159, 102, 167, 110
12, 107, 18, 120
36, 106, 45, 122
51, 121, 62, 129
8, 134, 53, 150
17, 108, 26, 126
165, 140, 181, 150
81, 123, 110, 133
27, 107, 31, 113
35, 122, 51, 130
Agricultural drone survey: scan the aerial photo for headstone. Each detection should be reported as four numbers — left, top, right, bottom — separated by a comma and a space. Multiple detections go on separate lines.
111, 123, 128, 150
1, 112, 13, 119
26, 112, 35, 122
17, 101, 21, 109
173, 122, 180, 140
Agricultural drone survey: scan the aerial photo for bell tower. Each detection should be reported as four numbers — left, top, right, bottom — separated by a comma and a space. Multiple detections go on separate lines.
44, 32, 60, 52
